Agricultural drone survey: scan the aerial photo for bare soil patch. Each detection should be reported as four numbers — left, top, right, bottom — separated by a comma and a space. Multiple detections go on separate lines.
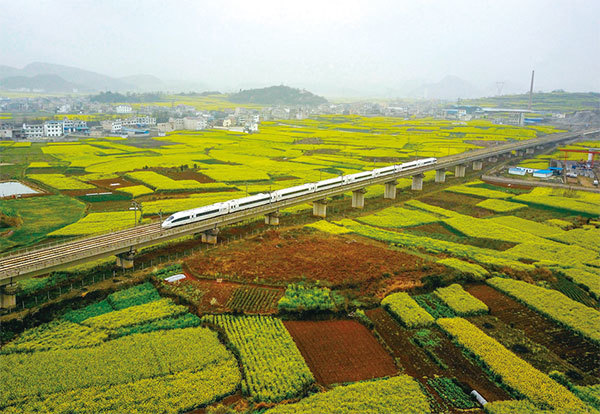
467, 284, 600, 379
284, 319, 398, 385
158, 168, 216, 183
89, 177, 136, 189
185, 230, 432, 291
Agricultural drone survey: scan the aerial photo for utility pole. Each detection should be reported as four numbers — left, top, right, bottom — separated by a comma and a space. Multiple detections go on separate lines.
528, 70, 535, 111
130, 200, 141, 226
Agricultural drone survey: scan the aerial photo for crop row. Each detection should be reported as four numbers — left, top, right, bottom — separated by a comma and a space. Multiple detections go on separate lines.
437, 317, 588, 413
427, 377, 477, 409
486, 215, 564, 238
434, 284, 489, 316
48, 211, 141, 236
278, 283, 335, 312
512, 188, 600, 216
487, 277, 600, 343
442, 215, 545, 244
4, 361, 240, 414
381, 292, 434, 328
27, 173, 95, 190
436, 258, 489, 280
356, 206, 440, 228
125, 171, 205, 191
264, 375, 431, 414
557, 267, 600, 299
305, 220, 352, 235
1, 320, 108, 354
107, 282, 160, 309
227, 286, 281, 313
476, 199, 526, 213
404, 199, 461, 218
82, 298, 188, 330
117, 184, 154, 197
445, 184, 512, 199
202, 314, 314, 402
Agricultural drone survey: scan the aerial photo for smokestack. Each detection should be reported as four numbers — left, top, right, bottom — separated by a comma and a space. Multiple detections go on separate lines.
528, 70, 535, 111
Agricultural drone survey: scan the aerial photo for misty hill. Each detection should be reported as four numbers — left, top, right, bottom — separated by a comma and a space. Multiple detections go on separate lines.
463, 91, 600, 112
19, 62, 134, 91
0, 62, 175, 92
90, 91, 164, 103
229, 85, 327, 105
0, 74, 86, 93
408, 76, 482, 100
119, 74, 166, 91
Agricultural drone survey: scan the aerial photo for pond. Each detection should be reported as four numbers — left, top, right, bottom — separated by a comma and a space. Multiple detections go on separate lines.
0, 181, 39, 197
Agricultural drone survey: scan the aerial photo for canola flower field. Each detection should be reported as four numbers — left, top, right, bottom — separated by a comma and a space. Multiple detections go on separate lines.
264, 375, 432, 414
0, 284, 241, 414
0, 116, 563, 251
202, 314, 314, 403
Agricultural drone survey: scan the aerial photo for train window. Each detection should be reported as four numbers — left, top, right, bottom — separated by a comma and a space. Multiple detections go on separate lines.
172, 216, 190, 223
239, 196, 268, 206
196, 209, 219, 217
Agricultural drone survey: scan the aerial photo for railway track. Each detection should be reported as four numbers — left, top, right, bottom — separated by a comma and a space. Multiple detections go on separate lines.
1, 128, 598, 283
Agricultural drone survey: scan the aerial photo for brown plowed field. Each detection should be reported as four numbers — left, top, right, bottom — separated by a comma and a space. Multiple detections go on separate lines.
283, 320, 398, 385
467, 284, 600, 379
366, 308, 510, 405
185, 230, 435, 291
89, 177, 136, 189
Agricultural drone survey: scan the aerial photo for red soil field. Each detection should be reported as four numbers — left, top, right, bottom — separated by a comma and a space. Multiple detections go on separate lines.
185, 230, 433, 291
467, 284, 600, 380
284, 319, 397, 385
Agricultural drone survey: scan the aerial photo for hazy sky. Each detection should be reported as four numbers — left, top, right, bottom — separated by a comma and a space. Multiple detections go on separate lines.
1, 0, 599, 95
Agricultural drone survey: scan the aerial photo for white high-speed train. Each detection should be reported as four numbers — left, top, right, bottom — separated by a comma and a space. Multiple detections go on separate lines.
161, 157, 437, 229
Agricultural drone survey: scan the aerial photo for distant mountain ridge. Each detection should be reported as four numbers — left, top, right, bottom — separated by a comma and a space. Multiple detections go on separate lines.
0, 74, 86, 93
0, 62, 181, 93
229, 85, 327, 105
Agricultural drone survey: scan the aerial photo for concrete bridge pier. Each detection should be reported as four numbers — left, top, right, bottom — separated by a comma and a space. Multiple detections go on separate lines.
384, 180, 397, 199
472, 160, 483, 171
312, 199, 327, 218
0, 283, 18, 309
116, 250, 136, 269
352, 189, 367, 208
435, 168, 446, 183
454, 164, 466, 178
526, 147, 535, 155
411, 174, 424, 191
201, 228, 219, 244
265, 211, 280, 225
487, 156, 498, 163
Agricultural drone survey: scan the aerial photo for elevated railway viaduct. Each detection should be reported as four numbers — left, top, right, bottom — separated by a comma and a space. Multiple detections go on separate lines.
0, 128, 598, 307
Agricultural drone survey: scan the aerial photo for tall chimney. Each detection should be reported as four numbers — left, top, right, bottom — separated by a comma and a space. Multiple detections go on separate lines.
528, 70, 535, 111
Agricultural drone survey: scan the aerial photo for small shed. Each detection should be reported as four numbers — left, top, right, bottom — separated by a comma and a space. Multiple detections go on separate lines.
533, 169, 553, 179
508, 167, 527, 176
